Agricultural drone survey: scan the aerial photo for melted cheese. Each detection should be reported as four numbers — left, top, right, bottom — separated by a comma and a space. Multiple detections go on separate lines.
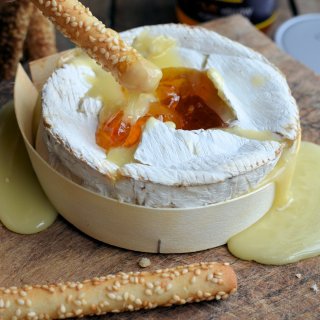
0, 102, 57, 234
67, 33, 184, 167
228, 141, 320, 265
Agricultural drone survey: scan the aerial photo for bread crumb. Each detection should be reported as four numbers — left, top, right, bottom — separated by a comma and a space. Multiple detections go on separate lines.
138, 257, 151, 268
310, 284, 319, 293
295, 273, 302, 279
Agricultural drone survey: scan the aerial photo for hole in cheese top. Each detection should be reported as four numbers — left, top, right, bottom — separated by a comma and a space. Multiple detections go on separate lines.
96, 67, 229, 151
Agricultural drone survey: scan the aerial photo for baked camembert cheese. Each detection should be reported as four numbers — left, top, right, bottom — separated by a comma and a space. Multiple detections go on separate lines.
38, 24, 299, 208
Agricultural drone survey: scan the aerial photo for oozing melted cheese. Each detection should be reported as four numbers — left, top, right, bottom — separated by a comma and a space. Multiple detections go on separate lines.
228, 141, 320, 265
0, 102, 57, 234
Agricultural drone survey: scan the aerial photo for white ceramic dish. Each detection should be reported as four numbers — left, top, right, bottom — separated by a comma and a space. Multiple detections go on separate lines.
13, 50, 275, 253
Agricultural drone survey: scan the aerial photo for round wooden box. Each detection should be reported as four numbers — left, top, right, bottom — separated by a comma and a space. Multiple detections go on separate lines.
13, 51, 275, 253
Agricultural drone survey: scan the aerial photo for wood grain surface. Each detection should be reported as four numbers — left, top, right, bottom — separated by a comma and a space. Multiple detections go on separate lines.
1, 15, 320, 320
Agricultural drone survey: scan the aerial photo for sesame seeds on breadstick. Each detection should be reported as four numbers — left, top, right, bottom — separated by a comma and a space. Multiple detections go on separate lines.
31, 0, 162, 93
0, 262, 237, 319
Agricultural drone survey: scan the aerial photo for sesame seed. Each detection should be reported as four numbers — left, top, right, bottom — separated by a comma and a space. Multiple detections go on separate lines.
173, 295, 180, 302
71, 22, 78, 27
45, 1, 51, 8
215, 295, 221, 300
145, 289, 153, 296
26, 299, 32, 307
28, 311, 37, 317
129, 294, 135, 302
127, 304, 134, 311
75, 309, 83, 316
194, 269, 201, 276
222, 294, 229, 300
197, 290, 203, 298
166, 283, 173, 291
182, 269, 188, 274
224, 262, 230, 266
72, 297, 81, 305
107, 293, 116, 300
154, 287, 164, 294
207, 273, 213, 281
138, 257, 151, 268
0, 299, 4, 308
146, 282, 154, 289
135, 298, 142, 305
204, 292, 211, 298
17, 299, 24, 306
190, 276, 197, 284
19, 290, 27, 297
16, 309, 22, 316
161, 273, 169, 278
89, 36, 96, 43
60, 304, 66, 313
123, 292, 129, 301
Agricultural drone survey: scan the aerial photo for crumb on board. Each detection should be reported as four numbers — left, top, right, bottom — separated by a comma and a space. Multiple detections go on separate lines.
138, 257, 151, 268
295, 273, 302, 279
310, 284, 319, 293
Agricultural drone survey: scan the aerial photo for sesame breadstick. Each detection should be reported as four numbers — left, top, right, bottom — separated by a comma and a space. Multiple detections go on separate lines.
0, 0, 33, 80
0, 262, 237, 319
30, 0, 162, 93
26, 5, 57, 60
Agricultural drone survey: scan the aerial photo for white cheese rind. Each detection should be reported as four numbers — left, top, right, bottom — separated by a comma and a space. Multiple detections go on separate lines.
39, 24, 299, 208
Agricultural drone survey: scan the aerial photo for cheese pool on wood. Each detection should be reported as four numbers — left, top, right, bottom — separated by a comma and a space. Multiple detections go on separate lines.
0, 102, 57, 234
228, 141, 320, 265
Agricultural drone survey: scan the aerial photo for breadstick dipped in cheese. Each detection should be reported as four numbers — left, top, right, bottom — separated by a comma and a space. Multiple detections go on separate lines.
0, 262, 237, 319
30, 0, 162, 93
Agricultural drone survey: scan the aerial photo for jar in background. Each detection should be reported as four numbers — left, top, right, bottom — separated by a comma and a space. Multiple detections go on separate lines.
176, 0, 278, 32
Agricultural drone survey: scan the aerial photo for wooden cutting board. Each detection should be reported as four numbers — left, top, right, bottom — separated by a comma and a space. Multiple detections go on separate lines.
1, 15, 320, 319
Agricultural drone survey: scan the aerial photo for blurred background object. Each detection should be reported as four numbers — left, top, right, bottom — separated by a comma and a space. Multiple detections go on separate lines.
176, 0, 278, 33
275, 14, 320, 74
0, 0, 56, 80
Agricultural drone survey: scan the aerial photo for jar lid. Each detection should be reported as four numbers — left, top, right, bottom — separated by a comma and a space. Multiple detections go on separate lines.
275, 14, 320, 74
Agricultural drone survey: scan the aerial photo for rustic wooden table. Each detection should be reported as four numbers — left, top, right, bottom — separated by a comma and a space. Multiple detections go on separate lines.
1, 9, 320, 320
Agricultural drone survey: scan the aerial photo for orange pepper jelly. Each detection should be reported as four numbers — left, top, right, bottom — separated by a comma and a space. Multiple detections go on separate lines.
96, 67, 230, 151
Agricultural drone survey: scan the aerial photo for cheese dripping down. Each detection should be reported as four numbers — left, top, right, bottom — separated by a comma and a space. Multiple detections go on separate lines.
0, 102, 57, 234
228, 141, 320, 265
